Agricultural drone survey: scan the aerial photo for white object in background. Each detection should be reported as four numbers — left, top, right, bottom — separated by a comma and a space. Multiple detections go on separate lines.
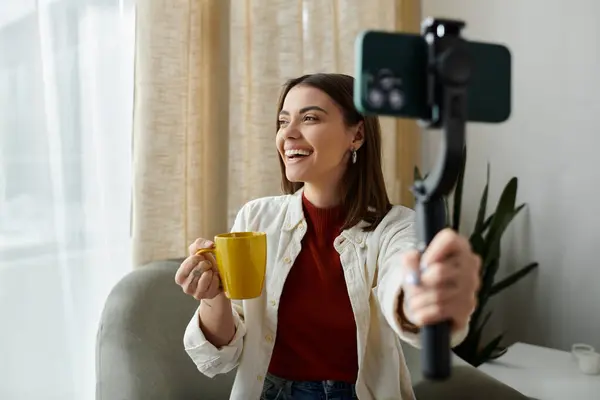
574, 349, 600, 375
572, 343, 595, 361
478, 342, 600, 400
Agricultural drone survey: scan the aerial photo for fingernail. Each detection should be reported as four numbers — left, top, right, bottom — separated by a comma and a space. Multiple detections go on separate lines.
419, 259, 428, 272
405, 271, 421, 286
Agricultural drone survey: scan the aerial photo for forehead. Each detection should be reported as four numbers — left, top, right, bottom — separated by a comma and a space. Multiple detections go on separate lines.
281, 85, 335, 111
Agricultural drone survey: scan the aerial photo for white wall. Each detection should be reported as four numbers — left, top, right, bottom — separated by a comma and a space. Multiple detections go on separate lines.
421, 0, 600, 352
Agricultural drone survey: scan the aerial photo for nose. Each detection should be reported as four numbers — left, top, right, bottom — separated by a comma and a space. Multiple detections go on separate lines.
280, 122, 301, 140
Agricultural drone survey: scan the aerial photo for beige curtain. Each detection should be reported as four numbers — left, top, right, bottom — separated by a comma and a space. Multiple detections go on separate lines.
132, 0, 421, 268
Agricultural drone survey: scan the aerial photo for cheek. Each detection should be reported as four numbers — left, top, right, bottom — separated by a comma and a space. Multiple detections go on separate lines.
275, 131, 284, 149
310, 130, 348, 157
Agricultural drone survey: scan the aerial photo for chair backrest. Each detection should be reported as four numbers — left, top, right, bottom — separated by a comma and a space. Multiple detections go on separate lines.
96, 259, 236, 400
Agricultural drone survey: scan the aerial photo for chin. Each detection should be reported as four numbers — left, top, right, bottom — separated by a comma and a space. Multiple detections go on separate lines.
285, 173, 304, 183
285, 170, 310, 183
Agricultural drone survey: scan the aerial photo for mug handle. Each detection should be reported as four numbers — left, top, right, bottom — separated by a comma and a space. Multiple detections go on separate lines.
572, 343, 595, 359
195, 248, 215, 257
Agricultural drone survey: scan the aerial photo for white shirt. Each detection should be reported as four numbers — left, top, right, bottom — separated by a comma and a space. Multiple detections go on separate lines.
183, 189, 468, 400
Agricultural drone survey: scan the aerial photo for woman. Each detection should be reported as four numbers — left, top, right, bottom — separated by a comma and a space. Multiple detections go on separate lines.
175, 73, 481, 400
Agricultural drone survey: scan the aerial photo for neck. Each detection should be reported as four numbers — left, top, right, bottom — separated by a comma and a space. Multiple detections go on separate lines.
303, 183, 342, 209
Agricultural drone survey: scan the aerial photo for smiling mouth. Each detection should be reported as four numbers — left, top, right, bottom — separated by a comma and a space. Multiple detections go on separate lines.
284, 149, 313, 161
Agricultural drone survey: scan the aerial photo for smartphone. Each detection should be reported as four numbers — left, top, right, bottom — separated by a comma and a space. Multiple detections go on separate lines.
353, 30, 511, 123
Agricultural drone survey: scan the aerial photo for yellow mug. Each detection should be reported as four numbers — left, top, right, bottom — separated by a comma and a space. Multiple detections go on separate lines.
195, 232, 267, 300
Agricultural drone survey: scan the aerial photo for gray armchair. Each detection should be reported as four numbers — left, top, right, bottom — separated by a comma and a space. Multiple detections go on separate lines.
96, 260, 528, 400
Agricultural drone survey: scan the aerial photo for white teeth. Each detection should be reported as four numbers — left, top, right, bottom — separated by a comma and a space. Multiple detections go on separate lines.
285, 149, 313, 157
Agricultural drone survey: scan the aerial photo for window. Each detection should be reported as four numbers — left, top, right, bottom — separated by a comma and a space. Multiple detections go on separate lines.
0, 1, 135, 398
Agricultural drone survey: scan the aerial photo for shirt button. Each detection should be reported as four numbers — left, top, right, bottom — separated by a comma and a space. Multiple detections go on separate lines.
265, 334, 273, 343
257, 375, 263, 381
270, 300, 276, 307
283, 256, 291, 263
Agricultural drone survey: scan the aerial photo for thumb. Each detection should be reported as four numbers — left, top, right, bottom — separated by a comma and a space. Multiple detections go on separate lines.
401, 249, 423, 287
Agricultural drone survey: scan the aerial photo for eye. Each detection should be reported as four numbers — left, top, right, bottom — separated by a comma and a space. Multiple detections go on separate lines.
303, 114, 318, 122
278, 119, 289, 126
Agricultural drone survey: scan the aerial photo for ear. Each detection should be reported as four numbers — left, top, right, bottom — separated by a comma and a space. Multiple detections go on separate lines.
351, 121, 365, 150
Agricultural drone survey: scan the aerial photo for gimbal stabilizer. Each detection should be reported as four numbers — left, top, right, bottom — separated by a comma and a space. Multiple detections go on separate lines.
412, 17, 471, 380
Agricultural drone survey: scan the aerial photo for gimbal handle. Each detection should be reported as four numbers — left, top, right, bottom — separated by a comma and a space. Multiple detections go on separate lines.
412, 17, 472, 380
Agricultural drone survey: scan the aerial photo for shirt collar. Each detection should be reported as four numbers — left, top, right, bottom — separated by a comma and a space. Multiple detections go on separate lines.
283, 187, 369, 247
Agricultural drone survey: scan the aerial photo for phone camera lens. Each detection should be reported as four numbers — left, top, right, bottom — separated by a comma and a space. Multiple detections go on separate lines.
368, 88, 385, 108
388, 89, 404, 110
380, 76, 395, 91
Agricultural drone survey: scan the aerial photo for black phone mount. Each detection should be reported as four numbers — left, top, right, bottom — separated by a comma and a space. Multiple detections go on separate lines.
412, 18, 472, 380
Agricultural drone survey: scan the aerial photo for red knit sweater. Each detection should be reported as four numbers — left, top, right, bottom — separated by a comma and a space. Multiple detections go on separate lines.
267, 194, 358, 382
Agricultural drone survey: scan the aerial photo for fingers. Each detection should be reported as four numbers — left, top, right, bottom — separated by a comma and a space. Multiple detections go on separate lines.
188, 238, 215, 256
402, 261, 460, 325
175, 255, 203, 285
194, 268, 215, 296
400, 250, 422, 285
421, 228, 470, 265
180, 260, 212, 295
419, 259, 462, 288
402, 247, 479, 293
176, 237, 216, 287
400, 246, 479, 329
203, 250, 217, 269
404, 286, 476, 327
196, 270, 221, 300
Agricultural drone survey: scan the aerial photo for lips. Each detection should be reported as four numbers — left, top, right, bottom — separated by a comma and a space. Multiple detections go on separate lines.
284, 147, 314, 165
284, 148, 314, 158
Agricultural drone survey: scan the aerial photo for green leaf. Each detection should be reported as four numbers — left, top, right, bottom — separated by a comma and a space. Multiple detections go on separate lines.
469, 232, 485, 256
478, 311, 493, 332
474, 163, 490, 233
489, 262, 539, 296
470, 311, 493, 352
444, 197, 451, 227
482, 203, 526, 274
484, 178, 519, 256
476, 332, 505, 366
480, 260, 500, 300
452, 146, 467, 232
489, 346, 508, 360
414, 166, 422, 181
481, 214, 494, 233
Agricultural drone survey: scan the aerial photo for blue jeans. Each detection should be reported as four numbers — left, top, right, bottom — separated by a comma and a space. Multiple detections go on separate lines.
261, 373, 358, 400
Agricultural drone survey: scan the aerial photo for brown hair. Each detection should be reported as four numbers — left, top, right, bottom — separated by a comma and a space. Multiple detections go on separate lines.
276, 73, 392, 232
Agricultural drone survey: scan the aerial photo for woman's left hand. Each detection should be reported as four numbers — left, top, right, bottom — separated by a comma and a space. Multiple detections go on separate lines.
400, 228, 481, 332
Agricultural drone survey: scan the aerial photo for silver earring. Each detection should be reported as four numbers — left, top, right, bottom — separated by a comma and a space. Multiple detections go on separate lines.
351, 149, 357, 164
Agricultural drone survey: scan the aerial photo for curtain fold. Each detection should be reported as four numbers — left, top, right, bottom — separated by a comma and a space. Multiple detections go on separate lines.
132, 0, 230, 266
133, 0, 421, 267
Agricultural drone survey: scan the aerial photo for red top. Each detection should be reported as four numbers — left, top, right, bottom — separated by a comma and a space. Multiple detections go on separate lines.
267, 194, 358, 382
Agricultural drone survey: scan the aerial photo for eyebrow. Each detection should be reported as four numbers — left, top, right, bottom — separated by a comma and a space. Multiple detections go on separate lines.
279, 106, 328, 116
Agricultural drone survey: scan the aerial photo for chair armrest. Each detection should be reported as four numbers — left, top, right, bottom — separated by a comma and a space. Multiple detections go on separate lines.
95, 259, 235, 400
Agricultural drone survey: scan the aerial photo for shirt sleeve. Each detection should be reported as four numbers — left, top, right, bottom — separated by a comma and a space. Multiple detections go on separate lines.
376, 209, 469, 349
183, 300, 246, 377
182, 204, 250, 377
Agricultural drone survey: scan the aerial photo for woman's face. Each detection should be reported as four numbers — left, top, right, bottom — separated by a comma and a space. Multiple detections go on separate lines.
276, 85, 362, 188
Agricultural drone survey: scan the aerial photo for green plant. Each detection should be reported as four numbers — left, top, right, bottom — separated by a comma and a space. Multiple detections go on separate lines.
414, 149, 539, 367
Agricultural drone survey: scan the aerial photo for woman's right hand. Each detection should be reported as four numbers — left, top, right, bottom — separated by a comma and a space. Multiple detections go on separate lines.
175, 238, 223, 300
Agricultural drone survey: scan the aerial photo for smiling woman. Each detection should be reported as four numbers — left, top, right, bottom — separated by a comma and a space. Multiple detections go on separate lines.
178, 72, 481, 400
276, 73, 393, 232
